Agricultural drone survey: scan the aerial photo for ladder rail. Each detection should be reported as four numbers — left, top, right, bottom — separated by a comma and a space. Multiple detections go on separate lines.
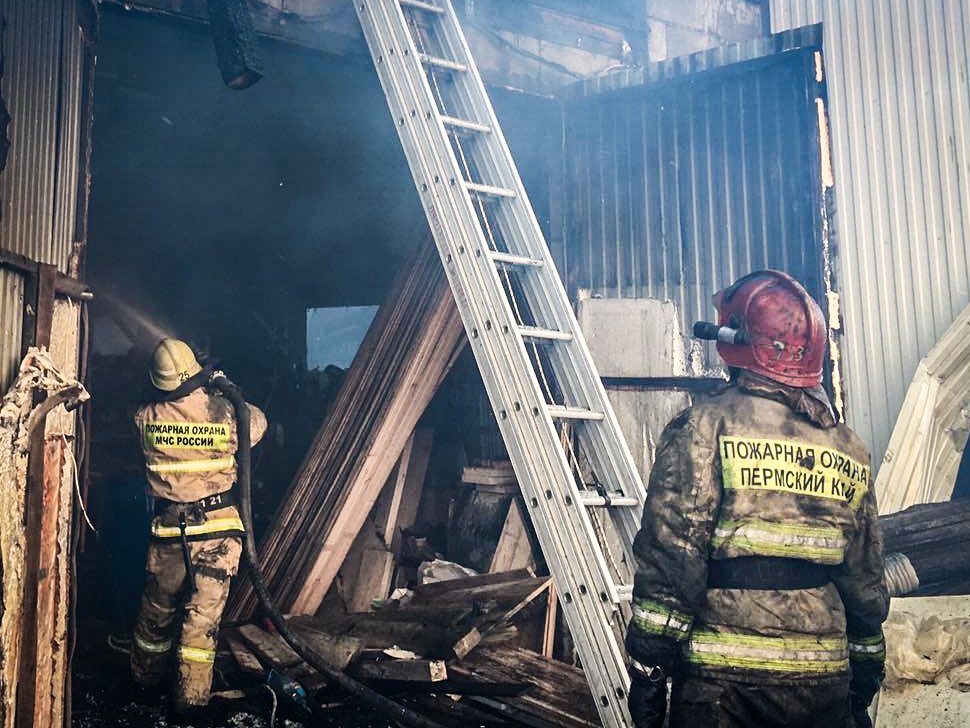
356, 3, 641, 723
421, 6, 646, 505
419, 0, 646, 554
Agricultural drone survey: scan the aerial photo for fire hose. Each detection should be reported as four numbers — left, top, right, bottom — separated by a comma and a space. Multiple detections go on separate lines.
209, 372, 443, 728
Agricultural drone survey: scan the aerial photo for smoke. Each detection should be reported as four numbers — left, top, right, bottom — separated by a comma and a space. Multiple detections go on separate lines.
94, 290, 177, 354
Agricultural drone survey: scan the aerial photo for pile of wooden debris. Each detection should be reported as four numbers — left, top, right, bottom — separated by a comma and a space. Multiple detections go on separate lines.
226, 568, 596, 726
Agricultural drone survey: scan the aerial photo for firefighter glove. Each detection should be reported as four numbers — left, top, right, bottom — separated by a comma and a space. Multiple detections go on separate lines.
626, 634, 680, 728
849, 659, 883, 728
628, 662, 668, 728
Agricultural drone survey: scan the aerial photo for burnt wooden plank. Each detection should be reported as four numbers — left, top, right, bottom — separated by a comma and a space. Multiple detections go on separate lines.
290, 615, 480, 660
452, 647, 600, 728
286, 623, 363, 671
226, 635, 263, 676
414, 577, 552, 618
412, 569, 533, 600
236, 624, 328, 692
369, 605, 473, 625
350, 658, 448, 683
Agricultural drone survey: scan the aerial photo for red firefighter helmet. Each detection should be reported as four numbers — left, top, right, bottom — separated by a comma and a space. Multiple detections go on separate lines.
712, 270, 827, 388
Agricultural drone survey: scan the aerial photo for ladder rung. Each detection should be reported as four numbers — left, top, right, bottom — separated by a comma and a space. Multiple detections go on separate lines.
547, 405, 604, 421
488, 251, 544, 268
518, 325, 573, 342
419, 53, 467, 72
465, 181, 516, 199
579, 493, 639, 508
440, 114, 492, 134
400, 0, 444, 13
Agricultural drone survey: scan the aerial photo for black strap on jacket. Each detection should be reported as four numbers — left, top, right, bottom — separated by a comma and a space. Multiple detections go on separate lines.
707, 557, 831, 591
141, 364, 215, 405
153, 489, 237, 517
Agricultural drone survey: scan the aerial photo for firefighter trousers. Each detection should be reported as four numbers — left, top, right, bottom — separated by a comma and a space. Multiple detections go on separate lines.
130, 536, 242, 708
668, 675, 853, 728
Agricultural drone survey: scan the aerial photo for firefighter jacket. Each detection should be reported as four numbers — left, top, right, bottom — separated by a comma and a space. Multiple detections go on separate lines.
628, 377, 889, 686
135, 386, 267, 539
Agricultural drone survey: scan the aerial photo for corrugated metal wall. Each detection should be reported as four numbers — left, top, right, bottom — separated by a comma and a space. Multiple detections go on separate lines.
560, 34, 826, 370
770, 0, 970, 467
0, 0, 85, 391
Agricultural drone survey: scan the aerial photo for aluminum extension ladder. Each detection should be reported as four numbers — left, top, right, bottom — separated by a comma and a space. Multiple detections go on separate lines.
354, 2, 646, 724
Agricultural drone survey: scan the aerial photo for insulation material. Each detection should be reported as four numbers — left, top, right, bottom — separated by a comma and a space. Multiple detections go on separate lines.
0, 349, 87, 727
875, 303, 970, 514
418, 559, 479, 586
884, 611, 970, 690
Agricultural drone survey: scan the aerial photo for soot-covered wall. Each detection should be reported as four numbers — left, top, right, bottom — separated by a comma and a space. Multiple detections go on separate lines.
89, 8, 427, 374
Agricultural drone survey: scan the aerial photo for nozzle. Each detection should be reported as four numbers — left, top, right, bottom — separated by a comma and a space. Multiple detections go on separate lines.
693, 321, 748, 345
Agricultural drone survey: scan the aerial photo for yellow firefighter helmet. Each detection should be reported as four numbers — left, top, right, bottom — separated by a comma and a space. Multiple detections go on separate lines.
150, 338, 202, 391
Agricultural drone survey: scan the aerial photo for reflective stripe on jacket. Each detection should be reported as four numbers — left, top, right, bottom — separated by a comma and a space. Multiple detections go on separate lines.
685, 630, 849, 675
627, 383, 889, 685
150, 514, 246, 540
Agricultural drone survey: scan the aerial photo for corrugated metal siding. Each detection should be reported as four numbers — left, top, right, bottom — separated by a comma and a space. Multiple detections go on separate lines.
0, 270, 23, 390
770, 0, 970, 467
560, 42, 826, 370
0, 0, 84, 391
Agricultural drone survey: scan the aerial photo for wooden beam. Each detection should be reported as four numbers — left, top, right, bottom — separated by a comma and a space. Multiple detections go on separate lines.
286, 624, 364, 672
0, 248, 91, 304
369, 605, 472, 625
489, 498, 537, 574
412, 569, 534, 600
341, 426, 434, 612
386, 427, 433, 555
542, 584, 558, 659
15, 263, 59, 728
291, 615, 480, 661
346, 547, 396, 613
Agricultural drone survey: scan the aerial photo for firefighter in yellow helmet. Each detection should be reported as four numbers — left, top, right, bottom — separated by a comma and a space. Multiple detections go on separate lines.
130, 339, 267, 717
626, 271, 888, 727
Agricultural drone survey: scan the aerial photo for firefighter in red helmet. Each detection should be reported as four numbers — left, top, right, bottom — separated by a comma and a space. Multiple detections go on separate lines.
625, 271, 888, 727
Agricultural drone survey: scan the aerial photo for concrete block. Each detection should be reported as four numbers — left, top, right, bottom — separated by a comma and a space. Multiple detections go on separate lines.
606, 388, 690, 482
577, 297, 687, 379
875, 596, 970, 728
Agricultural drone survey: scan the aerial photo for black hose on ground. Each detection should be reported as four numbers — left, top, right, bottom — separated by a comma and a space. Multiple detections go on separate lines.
211, 374, 443, 728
